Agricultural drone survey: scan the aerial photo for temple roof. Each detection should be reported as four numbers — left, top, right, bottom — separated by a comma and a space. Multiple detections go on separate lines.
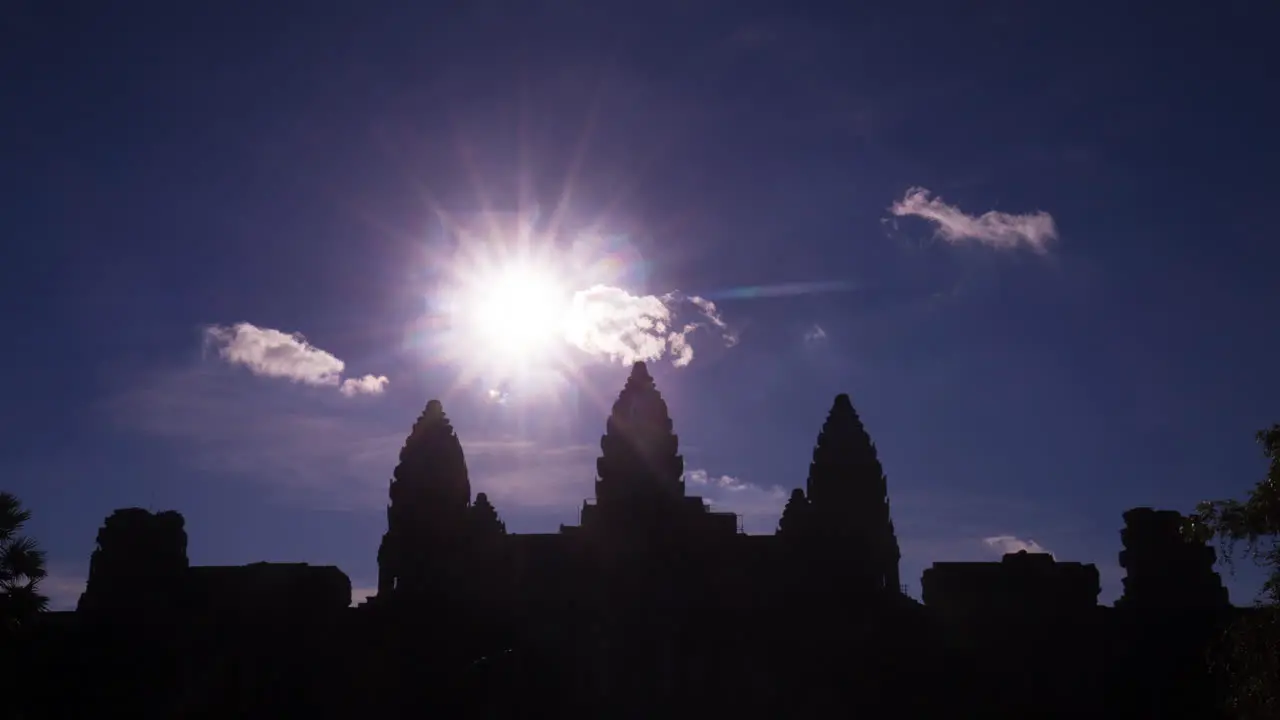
390, 399, 471, 508
807, 393, 886, 501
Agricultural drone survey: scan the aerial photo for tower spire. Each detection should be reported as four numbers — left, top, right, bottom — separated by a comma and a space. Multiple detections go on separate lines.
805, 393, 901, 593
595, 361, 684, 507
390, 399, 471, 508
376, 399, 473, 598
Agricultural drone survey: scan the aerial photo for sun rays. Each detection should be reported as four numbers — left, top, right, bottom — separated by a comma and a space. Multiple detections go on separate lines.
421, 219, 604, 414
456, 257, 572, 363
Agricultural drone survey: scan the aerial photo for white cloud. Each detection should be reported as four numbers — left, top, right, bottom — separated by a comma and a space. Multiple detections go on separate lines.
204, 323, 344, 385
339, 374, 389, 397
804, 324, 827, 343
204, 322, 389, 398
685, 469, 788, 534
563, 285, 737, 368
982, 535, 1055, 558
889, 187, 1058, 254
687, 296, 738, 348
686, 469, 751, 492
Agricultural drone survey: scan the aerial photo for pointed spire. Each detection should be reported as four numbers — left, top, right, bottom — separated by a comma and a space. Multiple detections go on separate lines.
595, 361, 684, 505
807, 393, 884, 506
805, 393, 901, 592
629, 360, 652, 381
608, 362, 672, 434
390, 399, 471, 509
378, 399, 473, 599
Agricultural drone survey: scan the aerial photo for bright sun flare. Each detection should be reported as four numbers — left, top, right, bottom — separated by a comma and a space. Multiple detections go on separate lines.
464, 263, 571, 360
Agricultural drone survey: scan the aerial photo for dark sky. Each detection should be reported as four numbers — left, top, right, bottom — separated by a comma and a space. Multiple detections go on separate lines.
3, 0, 1278, 607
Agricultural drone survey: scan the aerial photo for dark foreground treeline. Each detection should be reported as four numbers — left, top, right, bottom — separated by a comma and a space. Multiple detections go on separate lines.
4, 598, 1239, 719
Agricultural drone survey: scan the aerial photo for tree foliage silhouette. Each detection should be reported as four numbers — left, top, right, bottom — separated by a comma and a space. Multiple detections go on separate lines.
1186, 424, 1280, 717
0, 492, 48, 632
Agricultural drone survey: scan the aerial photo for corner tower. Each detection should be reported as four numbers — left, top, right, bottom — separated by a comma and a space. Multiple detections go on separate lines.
77, 508, 189, 614
804, 393, 902, 593
1115, 507, 1228, 611
376, 399, 472, 598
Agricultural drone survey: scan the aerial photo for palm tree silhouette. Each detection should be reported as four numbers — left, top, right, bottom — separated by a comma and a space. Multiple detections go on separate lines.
0, 492, 48, 632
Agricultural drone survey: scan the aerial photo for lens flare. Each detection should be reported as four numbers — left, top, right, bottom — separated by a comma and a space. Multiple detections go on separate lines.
465, 263, 571, 361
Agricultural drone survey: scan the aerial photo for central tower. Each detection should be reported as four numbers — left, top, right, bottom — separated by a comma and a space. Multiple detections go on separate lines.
594, 362, 685, 506
578, 361, 707, 539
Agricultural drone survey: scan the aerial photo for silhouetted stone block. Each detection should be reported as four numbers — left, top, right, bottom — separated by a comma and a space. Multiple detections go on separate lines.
77, 507, 189, 614
1116, 507, 1229, 611
922, 550, 1101, 616
186, 562, 351, 616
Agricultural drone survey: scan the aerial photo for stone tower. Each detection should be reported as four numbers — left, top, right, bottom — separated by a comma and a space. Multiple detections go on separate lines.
77, 508, 189, 614
577, 361, 717, 541
803, 393, 902, 593
376, 399, 472, 599
593, 362, 685, 507
1115, 507, 1229, 611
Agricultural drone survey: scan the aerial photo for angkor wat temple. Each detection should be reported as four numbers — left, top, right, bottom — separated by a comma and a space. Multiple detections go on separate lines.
9, 362, 1245, 718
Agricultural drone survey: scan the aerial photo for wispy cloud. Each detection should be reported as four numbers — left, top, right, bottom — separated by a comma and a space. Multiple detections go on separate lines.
685, 469, 788, 533
204, 322, 389, 396
564, 286, 737, 368
982, 534, 1055, 558
804, 324, 827, 343
889, 187, 1058, 254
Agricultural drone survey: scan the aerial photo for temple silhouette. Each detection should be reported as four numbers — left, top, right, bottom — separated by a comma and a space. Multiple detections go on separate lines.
12, 362, 1245, 718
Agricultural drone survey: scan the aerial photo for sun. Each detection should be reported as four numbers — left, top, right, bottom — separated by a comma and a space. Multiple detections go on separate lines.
467, 263, 571, 359
426, 220, 593, 397
439, 243, 579, 375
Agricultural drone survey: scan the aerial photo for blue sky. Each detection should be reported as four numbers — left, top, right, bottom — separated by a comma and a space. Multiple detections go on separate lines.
4, 2, 1278, 608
